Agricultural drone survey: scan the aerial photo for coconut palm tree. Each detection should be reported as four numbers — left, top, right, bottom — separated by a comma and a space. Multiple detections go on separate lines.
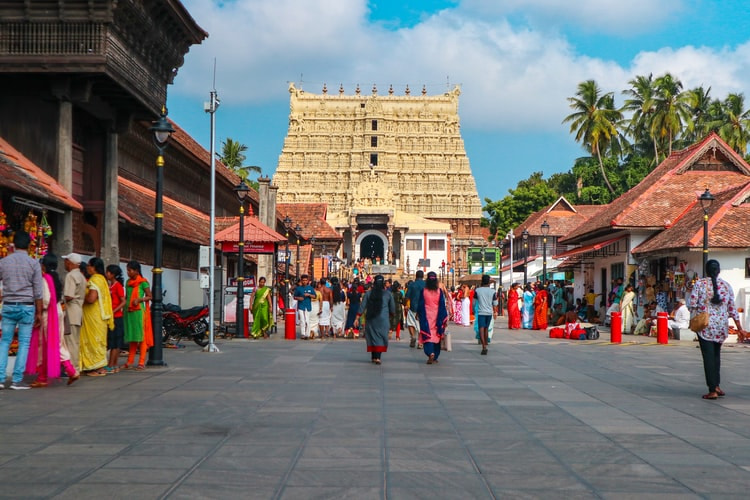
684, 85, 714, 143
563, 80, 623, 194
719, 93, 750, 155
622, 74, 659, 161
219, 138, 261, 179
650, 73, 693, 158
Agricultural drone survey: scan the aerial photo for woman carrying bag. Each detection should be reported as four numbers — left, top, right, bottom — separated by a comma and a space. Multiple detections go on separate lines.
688, 259, 747, 400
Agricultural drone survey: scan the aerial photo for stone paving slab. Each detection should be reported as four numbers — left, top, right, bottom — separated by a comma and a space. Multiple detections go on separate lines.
2, 323, 750, 498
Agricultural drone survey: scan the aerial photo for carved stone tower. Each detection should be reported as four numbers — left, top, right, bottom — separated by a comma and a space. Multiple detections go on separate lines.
273, 83, 484, 269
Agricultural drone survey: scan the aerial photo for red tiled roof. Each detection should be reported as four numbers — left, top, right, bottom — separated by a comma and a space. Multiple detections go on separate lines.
276, 203, 342, 241
0, 136, 82, 211
214, 215, 286, 244
561, 133, 750, 244
511, 197, 603, 238
632, 182, 750, 255
118, 176, 209, 244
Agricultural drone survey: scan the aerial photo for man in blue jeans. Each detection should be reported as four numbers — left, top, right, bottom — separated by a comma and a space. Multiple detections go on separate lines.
474, 274, 498, 355
0, 231, 43, 390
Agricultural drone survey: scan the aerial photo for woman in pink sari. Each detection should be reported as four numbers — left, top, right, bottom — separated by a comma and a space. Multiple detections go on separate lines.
28, 253, 79, 387
418, 271, 449, 364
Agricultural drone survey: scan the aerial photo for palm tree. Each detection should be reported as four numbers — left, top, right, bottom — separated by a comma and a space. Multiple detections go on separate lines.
219, 138, 261, 179
685, 85, 713, 143
651, 73, 693, 158
563, 80, 623, 194
719, 93, 750, 155
622, 74, 659, 161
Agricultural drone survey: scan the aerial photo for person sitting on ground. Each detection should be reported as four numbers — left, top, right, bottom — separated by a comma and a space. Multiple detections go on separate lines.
668, 298, 690, 337
550, 303, 565, 326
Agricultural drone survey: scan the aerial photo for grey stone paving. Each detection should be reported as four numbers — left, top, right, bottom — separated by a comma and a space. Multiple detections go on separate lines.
2, 322, 750, 499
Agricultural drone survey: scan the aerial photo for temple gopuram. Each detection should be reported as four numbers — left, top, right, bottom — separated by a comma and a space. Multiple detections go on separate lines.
273, 83, 484, 274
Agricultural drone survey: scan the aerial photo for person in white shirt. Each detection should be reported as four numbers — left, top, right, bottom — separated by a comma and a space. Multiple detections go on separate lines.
668, 298, 690, 332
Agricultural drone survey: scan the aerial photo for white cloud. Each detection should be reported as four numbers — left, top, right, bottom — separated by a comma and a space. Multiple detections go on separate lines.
174, 0, 750, 137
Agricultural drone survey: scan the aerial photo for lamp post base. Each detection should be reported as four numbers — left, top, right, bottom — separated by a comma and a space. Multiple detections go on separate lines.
203, 343, 221, 353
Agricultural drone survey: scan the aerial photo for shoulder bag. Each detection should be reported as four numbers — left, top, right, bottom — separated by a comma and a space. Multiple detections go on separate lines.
689, 281, 710, 333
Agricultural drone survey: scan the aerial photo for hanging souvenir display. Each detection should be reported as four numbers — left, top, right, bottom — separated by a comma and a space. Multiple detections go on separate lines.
38, 210, 51, 256
0, 201, 8, 257
23, 211, 38, 257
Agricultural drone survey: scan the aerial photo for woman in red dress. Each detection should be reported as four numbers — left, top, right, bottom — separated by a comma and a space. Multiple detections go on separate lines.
507, 283, 521, 329
532, 284, 549, 330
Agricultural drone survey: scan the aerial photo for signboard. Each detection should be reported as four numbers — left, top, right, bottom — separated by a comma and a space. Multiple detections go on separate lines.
467, 247, 499, 275
418, 258, 431, 267
221, 241, 275, 254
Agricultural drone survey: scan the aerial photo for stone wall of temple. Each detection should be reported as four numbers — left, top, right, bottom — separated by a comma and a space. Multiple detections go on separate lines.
273, 83, 483, 221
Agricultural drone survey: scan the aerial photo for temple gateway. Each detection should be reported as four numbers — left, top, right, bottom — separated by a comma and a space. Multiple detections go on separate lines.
272, 83, 485, 274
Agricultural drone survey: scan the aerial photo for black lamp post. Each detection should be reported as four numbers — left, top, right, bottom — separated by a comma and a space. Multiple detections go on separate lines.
147, 107, 174, 367
451, 260, 455, 288
457, 257, 462, 277
522, 229, 529, 286
283, 216, 292, 284
481, 244, 486, 275
322, 244, 327, 276
541, 220, 550, 285
234, 179, 251, 338
699, 188, 715, 277
497, 239, 504, 289
310, 236, 317, 282
295, 224, 302, 278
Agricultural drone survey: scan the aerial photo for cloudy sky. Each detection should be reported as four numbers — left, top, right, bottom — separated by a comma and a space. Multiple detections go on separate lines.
167, 0, 750, 203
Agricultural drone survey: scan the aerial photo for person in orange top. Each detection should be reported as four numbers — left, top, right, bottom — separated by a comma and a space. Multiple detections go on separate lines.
122, 261, 153, 370
532, 283, 549, 330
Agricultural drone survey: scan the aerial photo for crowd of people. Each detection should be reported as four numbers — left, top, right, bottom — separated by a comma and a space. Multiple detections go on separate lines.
0, 231, 153, 390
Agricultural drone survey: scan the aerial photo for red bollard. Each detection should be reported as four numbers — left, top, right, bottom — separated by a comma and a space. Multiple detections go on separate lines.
284, 308, 296, 340
611, 311, 622, 344
656, 311, 669, 344
244, 309, 250, 338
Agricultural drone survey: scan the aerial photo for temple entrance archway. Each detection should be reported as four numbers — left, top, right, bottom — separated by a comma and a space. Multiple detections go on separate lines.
357, 231, 386, 262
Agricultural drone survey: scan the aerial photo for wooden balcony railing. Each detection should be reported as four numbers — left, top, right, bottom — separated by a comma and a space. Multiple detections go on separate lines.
0, 22, 104, 55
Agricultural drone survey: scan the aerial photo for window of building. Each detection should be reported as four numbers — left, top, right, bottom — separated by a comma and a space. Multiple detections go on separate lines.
371, 136, 377, 147
370, 153, 378, 166
611, 262, 624, 281
406, 239, 422, 251
428, 239, 445, 251
372, 119, 378, 130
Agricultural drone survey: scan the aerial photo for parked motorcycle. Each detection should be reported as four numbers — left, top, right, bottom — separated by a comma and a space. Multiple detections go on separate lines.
162, 304, 209, 347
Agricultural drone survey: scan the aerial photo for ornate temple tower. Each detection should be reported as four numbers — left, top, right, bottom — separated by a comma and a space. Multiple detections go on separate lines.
273, 83, 483, 271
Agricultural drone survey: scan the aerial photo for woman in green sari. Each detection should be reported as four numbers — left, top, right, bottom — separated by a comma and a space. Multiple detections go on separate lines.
251, 276, 273, 338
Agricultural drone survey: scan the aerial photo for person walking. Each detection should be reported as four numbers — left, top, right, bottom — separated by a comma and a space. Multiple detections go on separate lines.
357, 275, 395, 364
689, 259, 747, 400
473, 274, 498, 355
620, 284, 636, 333
507, 283, 521, 329
405, 270, 426, 348
532, 283, 549, 330
123, 261, 153, 370
318, 277, 333, 339
418, 271, 449, 364
250, 276, 273, 339
62, 252, 86, 371
330, 277, 346, 338
80, 257, 114, 376
28, 253, 79, 387
390, 281, 404, 340
522, 284, 535, 329
294, 275, 315, 339
0, 231, 43, 390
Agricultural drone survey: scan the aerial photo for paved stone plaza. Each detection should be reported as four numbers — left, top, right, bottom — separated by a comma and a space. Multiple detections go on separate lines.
2, 323, 750, 499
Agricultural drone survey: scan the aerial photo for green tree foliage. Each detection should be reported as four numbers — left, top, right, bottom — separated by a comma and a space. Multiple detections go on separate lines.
482, 172, 557, 238
219, 138, 262, 181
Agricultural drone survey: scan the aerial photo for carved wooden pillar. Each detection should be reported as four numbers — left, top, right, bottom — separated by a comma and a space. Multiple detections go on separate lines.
101, 127, 120, 265
56, 99, 74, 257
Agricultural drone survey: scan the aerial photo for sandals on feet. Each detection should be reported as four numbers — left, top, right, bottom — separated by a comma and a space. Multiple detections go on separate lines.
135, 365, 145, 371
716, 388, 726, 397
702, 393, 718, 400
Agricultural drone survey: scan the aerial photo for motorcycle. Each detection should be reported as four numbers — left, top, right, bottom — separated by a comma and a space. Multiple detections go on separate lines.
162, 304, 210, 347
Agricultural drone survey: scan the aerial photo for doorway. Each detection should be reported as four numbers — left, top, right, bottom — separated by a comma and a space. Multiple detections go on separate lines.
360, 234, 385, 262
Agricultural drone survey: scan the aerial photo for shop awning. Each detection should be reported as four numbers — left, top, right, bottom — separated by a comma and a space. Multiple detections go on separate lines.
553, 235, 626, 259
0, 136, 82, 211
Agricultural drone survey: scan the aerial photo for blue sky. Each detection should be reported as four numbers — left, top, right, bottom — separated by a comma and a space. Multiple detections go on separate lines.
168, 0, 750, 204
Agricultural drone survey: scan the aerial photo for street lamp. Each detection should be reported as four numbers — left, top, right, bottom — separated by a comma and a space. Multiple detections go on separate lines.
497, 239, 505, 290
283, 216, 292, 284
310, 236, 317, 282
451, 260, 456, 288
322, 244, 327, 277
699, 188, 715, 277
521, 229, 529, 286
234, 179, 251, 338
147, 106, 174, 367
457, 257, 462, 277
295, 224, 302, 278
541, 220, 550, 285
